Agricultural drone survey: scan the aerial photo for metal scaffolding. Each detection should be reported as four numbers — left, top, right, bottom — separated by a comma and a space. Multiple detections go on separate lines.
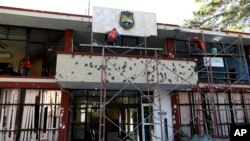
185, 31, 250, 138
82, 27, 250, 140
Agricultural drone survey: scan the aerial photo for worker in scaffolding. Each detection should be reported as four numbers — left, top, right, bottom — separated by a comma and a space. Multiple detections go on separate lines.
105, 28, 121, 46
191, 35, 206, 53
21, 54, 31, 76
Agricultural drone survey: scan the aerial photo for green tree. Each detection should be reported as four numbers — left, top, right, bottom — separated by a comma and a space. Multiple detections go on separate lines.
184, 0, 250, 31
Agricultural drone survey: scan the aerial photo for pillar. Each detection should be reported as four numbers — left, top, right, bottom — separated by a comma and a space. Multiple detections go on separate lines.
64, 29, 73, 53
153, 90, 173, 141
59, 91, 70, 141
166, 38, 174, 58
171, 94, 180, 140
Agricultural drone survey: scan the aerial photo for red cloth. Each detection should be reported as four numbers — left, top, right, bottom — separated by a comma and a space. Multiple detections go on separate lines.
108, 29, 118, 40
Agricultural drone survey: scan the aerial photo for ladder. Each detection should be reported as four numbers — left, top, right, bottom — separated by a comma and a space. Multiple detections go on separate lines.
143, 50, 165, 141
99, 46, 107, 141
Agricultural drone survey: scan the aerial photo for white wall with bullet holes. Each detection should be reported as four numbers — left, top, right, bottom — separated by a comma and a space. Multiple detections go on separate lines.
56, 54, 198, 90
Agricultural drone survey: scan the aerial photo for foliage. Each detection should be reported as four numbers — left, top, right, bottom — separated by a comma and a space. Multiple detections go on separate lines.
184, 0, 250, 31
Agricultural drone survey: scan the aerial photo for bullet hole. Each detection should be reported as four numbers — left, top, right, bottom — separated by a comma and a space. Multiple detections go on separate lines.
181, 66, 185, 68
108, 68, 111, 71
88, 72, 92, 75
89, 56, 92, 58
152, 75, 154, 78
134, 63, 136, 66
114, 63, 116, 66
72, 71, 74, 74
147, 71, 150, 75
75, 62, 78, 65
85, 63, 88, 67
179, 72, 182, 75
111, 76, 115, 80
123, 70, 125, 73
108, 73, 111, 76
118, 67, 121, 70
151, 79, 154, 82
124, 61, 127, 64
95, 65, 97, 68
121, 73, 123, 76
168, 79, 172, 83
173, 68, 176, 72
172, 63, 175, 66
131, 77, 135, 80
129, 67, 132, 70
122, 65, 126, 69
141, 60, 143, 64
123, 79, 126, 82
188, 68, 191, 71
191, 65, 194, 68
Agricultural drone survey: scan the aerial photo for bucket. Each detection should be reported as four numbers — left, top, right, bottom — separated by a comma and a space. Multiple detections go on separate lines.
211, 47, 217, 55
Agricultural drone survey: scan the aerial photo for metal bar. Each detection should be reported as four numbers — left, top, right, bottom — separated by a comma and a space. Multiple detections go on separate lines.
79, 43, 163, 51
154, 50, 164, 140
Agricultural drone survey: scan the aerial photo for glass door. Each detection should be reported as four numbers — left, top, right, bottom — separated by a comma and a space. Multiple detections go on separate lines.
106, 104, 140, 141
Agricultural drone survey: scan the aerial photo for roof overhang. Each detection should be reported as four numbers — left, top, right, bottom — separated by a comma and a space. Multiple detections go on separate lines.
1, 6, 250, 45
0, 6, 91, 32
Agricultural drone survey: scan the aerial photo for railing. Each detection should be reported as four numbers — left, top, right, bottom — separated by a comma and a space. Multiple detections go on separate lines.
78, 44, 163, 56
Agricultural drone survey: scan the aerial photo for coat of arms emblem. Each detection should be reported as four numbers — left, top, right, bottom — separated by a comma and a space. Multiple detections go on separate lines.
120, 11, 134, 29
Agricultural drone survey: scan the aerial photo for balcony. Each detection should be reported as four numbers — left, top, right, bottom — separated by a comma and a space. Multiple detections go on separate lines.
56, 46, 198, 91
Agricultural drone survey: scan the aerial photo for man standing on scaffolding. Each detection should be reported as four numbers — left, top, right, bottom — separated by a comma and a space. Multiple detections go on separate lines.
192, 35, 206, 53
105, 28, 121, 46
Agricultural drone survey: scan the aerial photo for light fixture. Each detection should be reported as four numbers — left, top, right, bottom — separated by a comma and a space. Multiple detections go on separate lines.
0, 52, 11, 58
212, 36, 222, 42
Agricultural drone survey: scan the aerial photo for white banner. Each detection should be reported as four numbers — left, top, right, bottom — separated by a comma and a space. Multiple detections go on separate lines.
92, 6, 157, 37
203, 57, 224, 67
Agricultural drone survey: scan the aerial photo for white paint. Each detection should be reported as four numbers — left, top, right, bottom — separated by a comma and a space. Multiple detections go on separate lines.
56, 54, 198, 89
153, 90, 174, 141
92, 6, 157, 37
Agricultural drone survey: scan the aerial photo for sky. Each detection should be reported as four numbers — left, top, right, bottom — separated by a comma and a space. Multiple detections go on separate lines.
0, 0, 203, 25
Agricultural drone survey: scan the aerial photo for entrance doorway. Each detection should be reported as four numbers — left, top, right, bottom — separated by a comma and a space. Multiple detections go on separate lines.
71, 90, 145, 141
106, 104, 140, 141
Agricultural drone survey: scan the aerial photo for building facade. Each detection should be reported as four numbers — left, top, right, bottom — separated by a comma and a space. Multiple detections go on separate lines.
0, 6, 250, 141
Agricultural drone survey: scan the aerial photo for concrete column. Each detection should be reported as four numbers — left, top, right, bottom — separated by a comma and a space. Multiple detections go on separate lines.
64, 29, 73, 53
153, 90, 173, 141
59, 91, 70, 141
171, 94, 180, 140
166, 38, 175, 58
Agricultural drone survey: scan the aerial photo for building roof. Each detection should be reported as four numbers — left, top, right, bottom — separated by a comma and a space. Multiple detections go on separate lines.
1, 6, 250, 45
